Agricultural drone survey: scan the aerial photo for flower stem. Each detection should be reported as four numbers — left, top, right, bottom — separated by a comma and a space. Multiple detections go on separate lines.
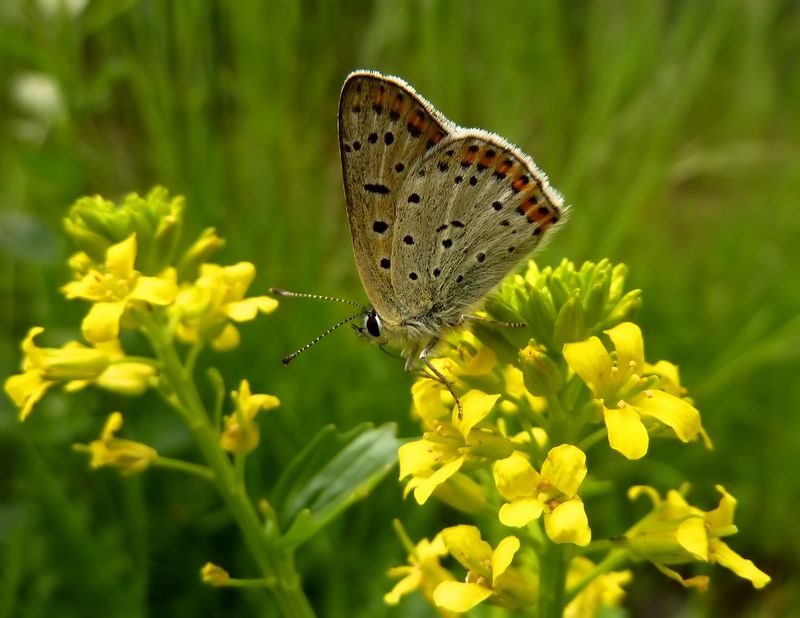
143, 317, 314, 617
538, 540, 567, 618
565, 549, 629, 604
151, 456, 215, 481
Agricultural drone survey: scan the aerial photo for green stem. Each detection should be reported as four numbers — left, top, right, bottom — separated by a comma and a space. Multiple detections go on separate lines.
565, 549, 629, 604
538, 540, 567, 618
143, 317, 314, 617
151, 456, 215, 481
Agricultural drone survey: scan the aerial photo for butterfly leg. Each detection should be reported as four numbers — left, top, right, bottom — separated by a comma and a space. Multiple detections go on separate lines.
418, 338, 464, 420
460, 314, 526, 329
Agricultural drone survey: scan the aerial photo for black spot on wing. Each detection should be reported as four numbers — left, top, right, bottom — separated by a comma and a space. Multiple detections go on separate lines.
364, 183, 390, 194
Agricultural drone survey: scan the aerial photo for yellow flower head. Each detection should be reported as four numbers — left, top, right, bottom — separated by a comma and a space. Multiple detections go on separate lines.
385, 533, 456, 611
563, 322, 703, 459
62, 234, 178, 343
172, 262, 277, 351
4, 326, 109, 420
4, 327, 155, 420
220, 380, 280, 455
400, 390, 511, 505
433, 525, 536, 613
85, 412, 157, 475
624, 484, 770, 590
493, 445, 592, 546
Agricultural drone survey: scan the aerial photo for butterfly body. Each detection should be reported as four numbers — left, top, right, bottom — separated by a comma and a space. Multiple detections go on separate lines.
339, 70, 567, 374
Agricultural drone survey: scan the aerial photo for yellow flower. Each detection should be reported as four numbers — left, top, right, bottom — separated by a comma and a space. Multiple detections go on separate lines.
85, 412, 157, 475
563, 322, 703, 459
200, 562, 230, 586
62, 234, 178, 343
624, 484, 770, 590
385, 533, 456, 611
4, 327, 155, 420
220, 380, 280, 455
399, 390, 509, 505
172, 262, 277, 351
493, 445, 591, 546
564, 556, 632, 618
433, 525, 536, 612
4, 326, 109, 420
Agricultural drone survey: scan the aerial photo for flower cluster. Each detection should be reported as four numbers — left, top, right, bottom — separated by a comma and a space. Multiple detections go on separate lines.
5, 188, 286, 587
5, 187, 278, 424
388, 259, 769, 615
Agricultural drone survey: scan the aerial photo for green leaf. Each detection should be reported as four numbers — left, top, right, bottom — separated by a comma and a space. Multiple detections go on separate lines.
271, 423, 399, 549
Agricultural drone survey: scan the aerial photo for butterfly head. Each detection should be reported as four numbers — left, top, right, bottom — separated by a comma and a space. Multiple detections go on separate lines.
352, 307, 389, 344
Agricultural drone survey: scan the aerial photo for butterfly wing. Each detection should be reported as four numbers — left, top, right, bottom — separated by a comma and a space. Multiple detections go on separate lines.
391, 130, 567, 324
338, 71, 453, 322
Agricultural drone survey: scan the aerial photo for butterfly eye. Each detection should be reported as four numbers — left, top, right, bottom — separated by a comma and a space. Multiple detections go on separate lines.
365, 311, 382, 338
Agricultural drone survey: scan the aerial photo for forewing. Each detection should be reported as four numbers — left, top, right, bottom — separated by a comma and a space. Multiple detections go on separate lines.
392, 130, 567, 323
338, 71, 452, 321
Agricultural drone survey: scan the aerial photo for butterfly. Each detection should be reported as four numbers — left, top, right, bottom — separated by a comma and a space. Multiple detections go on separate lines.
274, 70, 567, 415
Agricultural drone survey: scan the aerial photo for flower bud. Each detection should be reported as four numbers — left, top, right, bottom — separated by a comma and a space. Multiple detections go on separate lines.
178, 227, 224, 280
553, 291, 585, 348
519, 343, 563, 396
200, 562, 230, 586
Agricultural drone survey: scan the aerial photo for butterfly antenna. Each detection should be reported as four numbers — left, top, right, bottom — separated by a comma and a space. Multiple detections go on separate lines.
280, 310, 365, 365
270, 288, 368, 310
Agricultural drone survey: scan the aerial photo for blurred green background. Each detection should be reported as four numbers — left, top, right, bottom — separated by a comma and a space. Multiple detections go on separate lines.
1, 1, 798, 616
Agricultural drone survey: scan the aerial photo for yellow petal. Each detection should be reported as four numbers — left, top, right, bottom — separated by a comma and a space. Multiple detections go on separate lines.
545, 499, 591, 546
454, 390, 500, 439
398, 440, 438, 480
499, 498, 543, 527
95, 362, 155, 395
212, 323, 240, 351
633, 389, 701, 442
441, 525, 493, 570
563, 336, 613, 396
676, 517, 708, 561
61, 273, 105, 301
708, 540, 771, 588
244, 393, 281, 416
654, 563, 709, 590
645, 359, 683, 395
101, 411, 124, 440
222, 261, 256, 288
130, 276, 178, 305
413, 456, 464, 505
493, 453, 539, 501
460, 346, 497, 376
412, 379, 449, 423
384, 572, 421, 605
627, 485, 662, 507
605, 322, 644, 375
106, 235, 137, 279
706, 485, 736, 531
20, 326, 45, 366
5, 371, 52, 421
540, 444, 587, 497
433, 581, 492, 613
491, 536, 520, 584
604, 405, 649, 459
225, 296, 279, 322
82, 300, 126, 343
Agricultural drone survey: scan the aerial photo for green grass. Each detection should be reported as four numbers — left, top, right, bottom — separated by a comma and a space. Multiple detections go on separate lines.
1, 1, 798, 616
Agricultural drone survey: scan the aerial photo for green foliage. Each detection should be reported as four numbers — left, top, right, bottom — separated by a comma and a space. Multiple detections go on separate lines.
274, 423, 400, 550
1, 1, 798, 616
